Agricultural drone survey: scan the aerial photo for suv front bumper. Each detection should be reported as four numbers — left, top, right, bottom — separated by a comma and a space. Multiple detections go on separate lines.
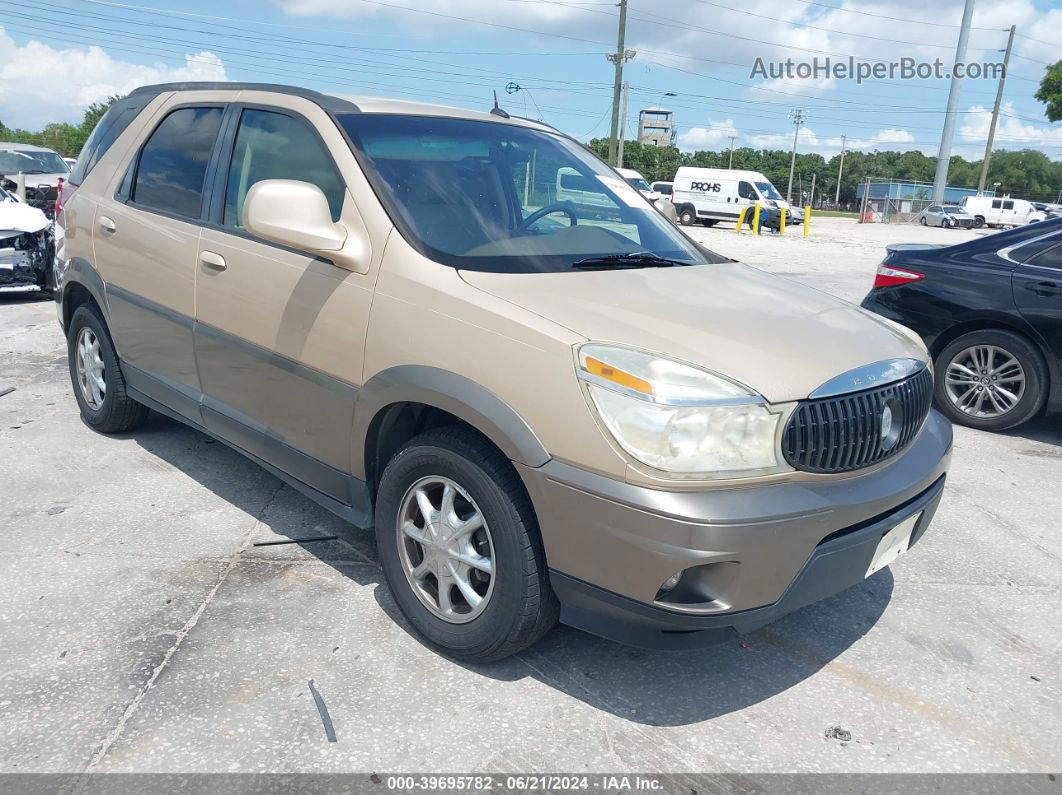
517, 409, 952, 650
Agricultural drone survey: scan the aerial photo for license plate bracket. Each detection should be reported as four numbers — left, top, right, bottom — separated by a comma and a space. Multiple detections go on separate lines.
866, 512, 921, 578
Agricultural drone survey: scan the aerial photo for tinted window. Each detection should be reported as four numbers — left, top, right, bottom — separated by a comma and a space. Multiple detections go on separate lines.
1003, 200, 1015, 210
927, 206, 940, 213
223, 109, 344, 228
1009, 233, 1062, 263
132, 107, 223, 218
1027, 244, 1062, 270
70, 94, 153, 186
992, 199, 1002, 209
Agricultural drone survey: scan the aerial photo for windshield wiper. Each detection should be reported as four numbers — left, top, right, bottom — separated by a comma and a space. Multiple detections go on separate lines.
572, 251, 686, 269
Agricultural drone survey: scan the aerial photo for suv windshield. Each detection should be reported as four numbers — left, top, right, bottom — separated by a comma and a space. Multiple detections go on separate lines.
338, 114, 709, 273
0, 148, 69, 176
625, 177, 652, 192
755, 181, 783, 201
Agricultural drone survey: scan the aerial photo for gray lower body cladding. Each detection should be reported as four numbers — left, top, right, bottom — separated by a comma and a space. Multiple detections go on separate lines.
518, 410, 952, 649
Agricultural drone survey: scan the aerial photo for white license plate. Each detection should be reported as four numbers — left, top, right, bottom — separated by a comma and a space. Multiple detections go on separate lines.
866, 512, 921, 578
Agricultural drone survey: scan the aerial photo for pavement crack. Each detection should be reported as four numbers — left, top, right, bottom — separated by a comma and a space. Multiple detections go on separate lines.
78, 482, 285, 775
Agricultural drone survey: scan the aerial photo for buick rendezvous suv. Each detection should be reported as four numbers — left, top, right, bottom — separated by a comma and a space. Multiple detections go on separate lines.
55, 83, 952, 661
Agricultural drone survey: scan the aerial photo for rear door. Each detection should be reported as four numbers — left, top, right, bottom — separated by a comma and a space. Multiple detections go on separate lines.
1012, 236, 1062, 368
93, 102, 225, 420
193, 100, 376, 503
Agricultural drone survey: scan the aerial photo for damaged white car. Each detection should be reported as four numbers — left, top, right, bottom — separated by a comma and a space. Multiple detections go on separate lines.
0, 184, 54, 293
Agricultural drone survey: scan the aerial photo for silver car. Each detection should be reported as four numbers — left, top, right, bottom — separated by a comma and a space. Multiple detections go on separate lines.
918, 204, 976, 229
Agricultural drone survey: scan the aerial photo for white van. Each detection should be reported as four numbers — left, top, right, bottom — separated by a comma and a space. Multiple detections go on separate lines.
672, 167, 790, 227
959, 195, 1046, 228
615, 167, 665, 203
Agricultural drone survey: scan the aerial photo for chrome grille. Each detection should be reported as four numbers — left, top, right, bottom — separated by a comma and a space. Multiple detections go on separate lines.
782, 366, 933, 474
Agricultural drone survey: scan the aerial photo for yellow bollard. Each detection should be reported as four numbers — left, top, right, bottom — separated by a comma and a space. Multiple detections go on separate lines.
752, 202, 761, 235
779, 208, 786, 236
803, 205, 811, 237
736, 206, 748, 232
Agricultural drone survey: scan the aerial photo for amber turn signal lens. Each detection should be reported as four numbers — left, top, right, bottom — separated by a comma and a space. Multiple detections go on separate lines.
584, 356, 652, 394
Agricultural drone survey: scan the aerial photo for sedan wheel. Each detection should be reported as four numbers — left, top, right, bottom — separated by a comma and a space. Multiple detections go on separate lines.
944, 345, 1025, 419
919, 216, 928, 226
934, 329, 1048, 431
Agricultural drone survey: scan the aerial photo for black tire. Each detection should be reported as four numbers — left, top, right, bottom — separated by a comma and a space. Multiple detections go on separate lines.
678, 207, 695, 226
919, 216, 927, 226
702, 219, 717, 227
67, 303, 149, 433
374, 427, 558, 662
933, 329, 1048, 432
973, 216, 985, 228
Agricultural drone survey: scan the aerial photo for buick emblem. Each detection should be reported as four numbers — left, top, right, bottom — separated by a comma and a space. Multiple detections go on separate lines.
880, 404, 893, 441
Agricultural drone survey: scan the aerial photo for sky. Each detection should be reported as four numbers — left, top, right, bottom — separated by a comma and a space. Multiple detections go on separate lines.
1, 0, 1060, 160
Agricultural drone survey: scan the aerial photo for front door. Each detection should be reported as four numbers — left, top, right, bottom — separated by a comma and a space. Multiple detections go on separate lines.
193, 104, 374, 504
1012, 240, 1062, 368
93, 105, 225, 419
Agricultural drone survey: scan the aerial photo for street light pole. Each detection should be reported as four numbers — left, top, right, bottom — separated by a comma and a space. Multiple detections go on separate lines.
977, 24, 1015, 194
606, 0, 630, 167
835, 134, 847, 206
786, 108, 807, 204
932, 0, 976, 204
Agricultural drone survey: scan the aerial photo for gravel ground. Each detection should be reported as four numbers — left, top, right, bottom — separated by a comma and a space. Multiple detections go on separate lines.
1, 217, 1060, 779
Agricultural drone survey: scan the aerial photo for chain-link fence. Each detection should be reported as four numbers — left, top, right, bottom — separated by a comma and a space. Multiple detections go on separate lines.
856, 179, 992, 223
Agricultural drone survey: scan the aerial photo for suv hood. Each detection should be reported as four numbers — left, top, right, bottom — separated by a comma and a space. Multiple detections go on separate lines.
0, 199, 49, 236
460, 261, 927, 403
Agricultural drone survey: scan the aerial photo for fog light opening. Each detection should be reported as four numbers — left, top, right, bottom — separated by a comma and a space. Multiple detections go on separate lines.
659, 571, 683, 593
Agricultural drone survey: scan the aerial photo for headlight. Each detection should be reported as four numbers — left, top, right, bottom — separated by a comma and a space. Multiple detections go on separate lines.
577, 344, 789, 477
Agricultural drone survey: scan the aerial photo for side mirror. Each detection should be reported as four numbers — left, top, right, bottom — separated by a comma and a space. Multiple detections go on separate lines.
243, 179, 368, 271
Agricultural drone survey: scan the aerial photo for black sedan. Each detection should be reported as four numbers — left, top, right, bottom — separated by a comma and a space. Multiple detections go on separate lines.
861, 218, 1062, 431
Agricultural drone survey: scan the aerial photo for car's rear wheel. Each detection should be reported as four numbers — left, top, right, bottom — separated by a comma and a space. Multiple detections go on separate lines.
678, 207, 695, 226
919, 216, 928, 226
934, 330, 1048, 431
67, 304, 149, 433
374, 427, 558, 662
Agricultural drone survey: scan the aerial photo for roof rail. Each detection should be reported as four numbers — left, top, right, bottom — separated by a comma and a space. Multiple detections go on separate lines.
126, 82, 360, 113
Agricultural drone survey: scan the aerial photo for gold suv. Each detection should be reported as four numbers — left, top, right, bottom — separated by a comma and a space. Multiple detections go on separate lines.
55, 83, 952, 661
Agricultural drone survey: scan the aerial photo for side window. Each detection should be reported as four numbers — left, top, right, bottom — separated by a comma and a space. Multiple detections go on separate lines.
991, 199, 1002, 209
1010, 234, 1061, 263
1027, 244, 1062, 271
132, 107, 223, 219
738, 181, 757, 200
224, 109, 344, 228
927, 206, 940, 213
69, 94, 153, 186
1003, 200, 1015, 210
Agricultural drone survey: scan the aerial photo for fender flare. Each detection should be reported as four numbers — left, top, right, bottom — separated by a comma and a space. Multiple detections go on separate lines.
60, 257, 110, 329
351, 365, 550, 481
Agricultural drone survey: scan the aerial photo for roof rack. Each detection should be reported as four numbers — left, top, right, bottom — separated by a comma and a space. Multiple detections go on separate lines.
126, 82, 360, 113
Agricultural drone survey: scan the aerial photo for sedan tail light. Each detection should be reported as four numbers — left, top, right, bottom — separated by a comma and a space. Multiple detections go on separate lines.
874, 263, 924, 288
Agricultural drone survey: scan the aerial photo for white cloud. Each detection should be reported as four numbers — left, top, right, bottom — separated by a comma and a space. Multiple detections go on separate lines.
676, 119, 740, 150
960, 101, 1062, 149
678, 122, 921, 156
0, 26, 227, 130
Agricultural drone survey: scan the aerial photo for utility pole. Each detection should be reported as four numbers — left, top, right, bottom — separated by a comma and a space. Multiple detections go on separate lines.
606, 0, 634, 167
932, 0, 976, 204
834, 134, 847, 206
617, 81, 630, 168
786, 108, 807, 204
977, 24, 1015, 194
727, 135, 736, 169
809, 172, 817, 208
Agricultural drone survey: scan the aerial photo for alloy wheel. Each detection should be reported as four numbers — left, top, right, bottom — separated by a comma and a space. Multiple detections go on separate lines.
395, 476, 495, 624
944, 344, 1025, 418
75, 327, 106, 410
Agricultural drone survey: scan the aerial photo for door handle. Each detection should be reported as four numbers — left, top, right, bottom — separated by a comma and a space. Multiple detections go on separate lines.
1024, 280, 1062, 297
199, 251, 227, 272
98, 215, 116, 234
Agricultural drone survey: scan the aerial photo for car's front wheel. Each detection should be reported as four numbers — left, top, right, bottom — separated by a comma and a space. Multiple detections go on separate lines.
374, 427, 558, 662
67, 304, 149, 433
934, 329, 1048, 431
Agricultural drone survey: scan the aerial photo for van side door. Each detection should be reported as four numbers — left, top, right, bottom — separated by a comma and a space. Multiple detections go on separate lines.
193, 100, 377, 508
93, 102, 226, 421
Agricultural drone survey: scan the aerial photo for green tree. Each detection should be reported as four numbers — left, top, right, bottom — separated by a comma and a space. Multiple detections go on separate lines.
1035, 61, 1062, 122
